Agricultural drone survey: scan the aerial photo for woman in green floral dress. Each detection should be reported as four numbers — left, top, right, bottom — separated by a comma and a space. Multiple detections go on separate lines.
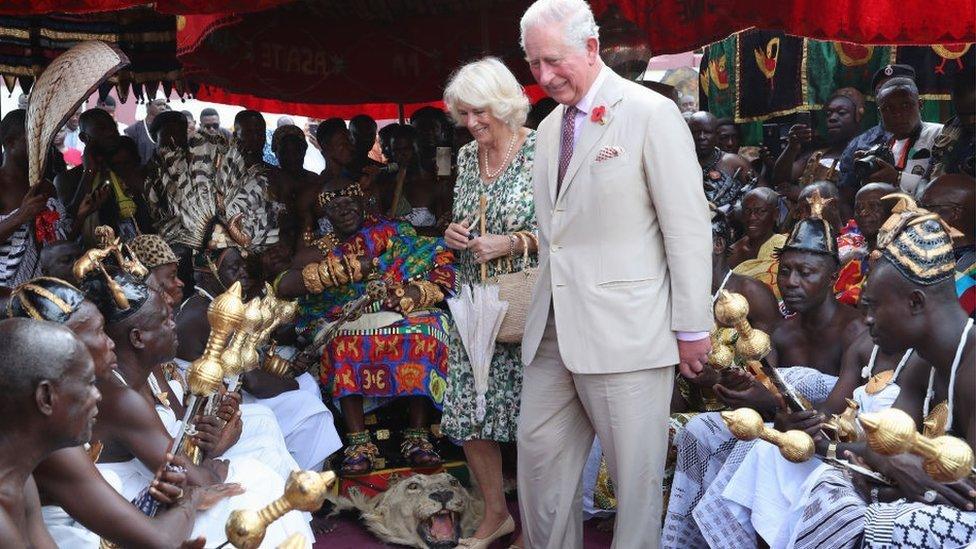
442, 57, 538, 548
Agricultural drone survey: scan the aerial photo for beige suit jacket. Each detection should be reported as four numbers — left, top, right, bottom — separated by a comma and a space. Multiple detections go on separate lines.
521, 70, 713, 374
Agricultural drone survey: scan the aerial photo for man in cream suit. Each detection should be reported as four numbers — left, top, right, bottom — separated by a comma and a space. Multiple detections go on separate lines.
517, 1, 713, 547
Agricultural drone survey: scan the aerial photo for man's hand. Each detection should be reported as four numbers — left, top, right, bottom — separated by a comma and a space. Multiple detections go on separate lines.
192, 483, 245, 511
77, 186, 110, 221
773, 409, 826, 437
713, 378, 781, 416
15, 185, 49, 224
216, 392, 241, 423
148, 453, 188, 505
786, 124, 813, 148
868, 159, 900, 185
677, 337, 711, 379
878, 453, 976, 510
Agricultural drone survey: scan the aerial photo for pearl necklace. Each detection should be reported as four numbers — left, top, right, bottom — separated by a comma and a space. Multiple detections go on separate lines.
480, 130, 519, 181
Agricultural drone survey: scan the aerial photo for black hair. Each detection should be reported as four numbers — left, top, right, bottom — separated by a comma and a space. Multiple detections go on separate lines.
233, 109, 264, 130
0, 109, 26, 145
200, 108, 219, 118
79, 108, 115, 132
316, 118, 348, 148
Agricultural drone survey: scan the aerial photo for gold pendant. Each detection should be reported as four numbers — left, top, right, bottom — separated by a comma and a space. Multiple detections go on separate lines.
87, 440, 103, 463
154, 390, 170, 407
923, 400, 949, 437
864, 369, 895, 394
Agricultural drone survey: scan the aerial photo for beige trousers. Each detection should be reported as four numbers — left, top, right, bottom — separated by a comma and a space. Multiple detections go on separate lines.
517, 313, 673, 549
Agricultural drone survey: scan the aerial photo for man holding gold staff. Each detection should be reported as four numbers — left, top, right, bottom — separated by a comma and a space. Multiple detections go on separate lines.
276, 183, 456, 476
74, 251, 313, 546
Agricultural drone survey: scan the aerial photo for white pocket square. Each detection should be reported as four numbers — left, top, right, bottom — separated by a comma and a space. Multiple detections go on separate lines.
594, 146, 624, 163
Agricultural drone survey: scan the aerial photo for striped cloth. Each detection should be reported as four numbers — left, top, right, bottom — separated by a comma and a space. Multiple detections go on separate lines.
0, 197, 68, 287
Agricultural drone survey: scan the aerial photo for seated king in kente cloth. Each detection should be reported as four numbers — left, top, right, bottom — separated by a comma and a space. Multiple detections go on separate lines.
276, 183, 455, 475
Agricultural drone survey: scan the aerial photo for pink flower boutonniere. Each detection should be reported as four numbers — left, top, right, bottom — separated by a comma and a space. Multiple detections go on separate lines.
591, 105, 607, 125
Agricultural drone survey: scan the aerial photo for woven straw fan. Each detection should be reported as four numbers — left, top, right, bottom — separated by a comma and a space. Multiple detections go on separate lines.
27, 41, 129, 187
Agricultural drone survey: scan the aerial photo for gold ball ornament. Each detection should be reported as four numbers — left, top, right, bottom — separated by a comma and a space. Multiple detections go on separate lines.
859, 408, 917, 455
714, 290, 750, 326
721, 408, 765, 439
924, 436, 975, 483
707, 343, 735, 369
735, 328, 772, 361
778, 430, 816, 463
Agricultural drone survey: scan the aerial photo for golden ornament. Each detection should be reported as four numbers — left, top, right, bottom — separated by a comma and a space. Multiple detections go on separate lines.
720, 408, 815, 463
225, 470, 336, 548
860, 408, 975, 482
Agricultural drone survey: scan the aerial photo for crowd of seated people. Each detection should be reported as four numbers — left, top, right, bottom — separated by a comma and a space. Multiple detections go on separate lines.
0, 54, 972, 549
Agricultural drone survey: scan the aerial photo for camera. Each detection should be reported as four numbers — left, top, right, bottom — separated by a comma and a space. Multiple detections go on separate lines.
853, 144, 895, 180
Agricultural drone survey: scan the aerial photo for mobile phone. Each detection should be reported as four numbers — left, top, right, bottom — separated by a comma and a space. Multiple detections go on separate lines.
762, 123, 784, 158
435, 146, 452, 176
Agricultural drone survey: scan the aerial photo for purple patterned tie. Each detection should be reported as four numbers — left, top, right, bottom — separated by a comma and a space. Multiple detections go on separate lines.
557, 105, 579, 193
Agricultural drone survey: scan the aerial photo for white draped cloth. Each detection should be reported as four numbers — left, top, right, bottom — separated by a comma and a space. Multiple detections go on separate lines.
176, 353, 342, 472
165, 377, 301, 480
662, 366, 838, 549
239, 345, 342, 472
96, 394, 313, 548
40, 469, 123, 549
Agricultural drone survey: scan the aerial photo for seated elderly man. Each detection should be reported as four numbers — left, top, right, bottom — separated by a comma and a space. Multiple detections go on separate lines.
276, 184, 455, 475
81, 264, 313, 545
0, 318, 100, 548
7, 277, 233, 548
165, 228, 342, 474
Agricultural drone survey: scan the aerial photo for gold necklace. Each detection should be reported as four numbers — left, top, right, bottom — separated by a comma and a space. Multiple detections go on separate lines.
480, 130, 519, 180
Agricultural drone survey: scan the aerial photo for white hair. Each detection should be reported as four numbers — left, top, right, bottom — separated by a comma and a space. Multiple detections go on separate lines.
443, 57, 530, 131
519, 0, 600, 52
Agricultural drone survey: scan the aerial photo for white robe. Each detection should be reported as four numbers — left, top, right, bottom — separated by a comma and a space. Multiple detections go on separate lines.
95, 395, 314, 548
40, 469, 123, 549
702, 378, 907, 548
175, 354, 342, 472
166, 378, 301, 480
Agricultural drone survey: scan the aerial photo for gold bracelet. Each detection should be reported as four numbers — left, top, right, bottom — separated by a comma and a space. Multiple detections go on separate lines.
329, 255, 349, 285
302, 263, 325, 293
317, 260, 335, 287
345, 255, 363, 282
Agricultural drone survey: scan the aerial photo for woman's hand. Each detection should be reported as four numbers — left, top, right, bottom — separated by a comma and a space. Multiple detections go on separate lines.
444, 220, 471, 250
469, 234, 510, 264
786, 124, 813, 148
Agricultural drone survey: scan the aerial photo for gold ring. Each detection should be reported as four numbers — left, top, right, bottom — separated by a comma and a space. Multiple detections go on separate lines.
175, 487, 184, 500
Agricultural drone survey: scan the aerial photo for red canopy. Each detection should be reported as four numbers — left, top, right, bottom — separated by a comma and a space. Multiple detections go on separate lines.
176, 0, 975, 118
0, 0, 289, 15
